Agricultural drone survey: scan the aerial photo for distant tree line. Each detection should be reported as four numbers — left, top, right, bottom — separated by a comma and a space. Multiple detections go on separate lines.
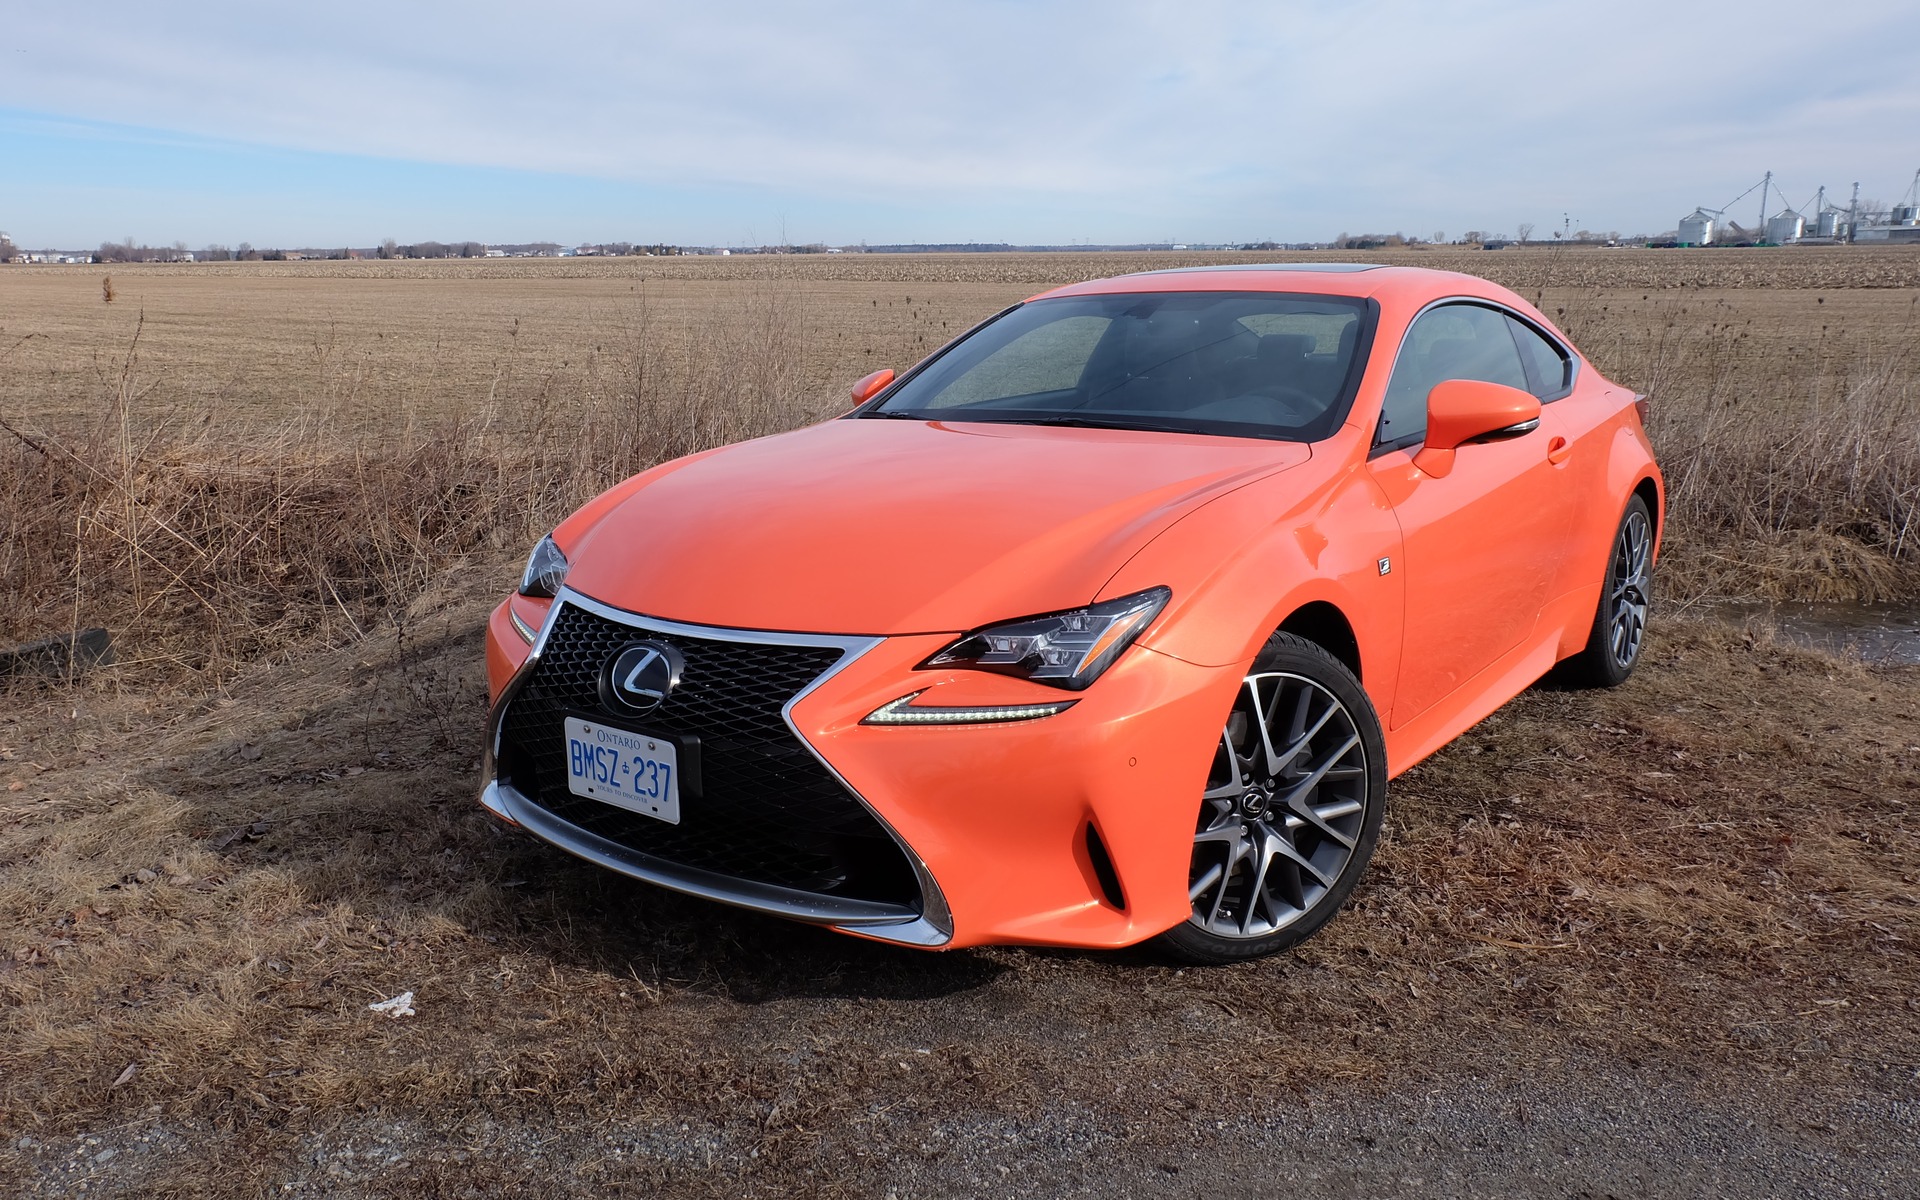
97, 239, 196, 262
376, 240, 488, 259
570, 243, 682, 256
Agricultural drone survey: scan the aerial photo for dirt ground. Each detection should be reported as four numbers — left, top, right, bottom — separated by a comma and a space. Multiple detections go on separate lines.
3, 248, 1918, 1195
3, 589, 1915, 1196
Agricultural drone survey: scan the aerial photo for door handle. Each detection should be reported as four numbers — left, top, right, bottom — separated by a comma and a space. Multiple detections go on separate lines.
1546, 436, 1571, 466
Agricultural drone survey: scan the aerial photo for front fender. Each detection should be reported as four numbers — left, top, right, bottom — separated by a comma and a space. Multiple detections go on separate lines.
1100, 455, 1405, 717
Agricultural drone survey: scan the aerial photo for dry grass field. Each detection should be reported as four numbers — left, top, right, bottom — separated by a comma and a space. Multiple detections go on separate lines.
3, 247, 1917, 671
2, 249, 1917, 1196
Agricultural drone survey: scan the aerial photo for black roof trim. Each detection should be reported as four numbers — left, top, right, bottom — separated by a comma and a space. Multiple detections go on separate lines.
1128, 262, 1387, 277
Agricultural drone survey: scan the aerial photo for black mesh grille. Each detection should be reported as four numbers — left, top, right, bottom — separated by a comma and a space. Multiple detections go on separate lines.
497, 603, 920, 906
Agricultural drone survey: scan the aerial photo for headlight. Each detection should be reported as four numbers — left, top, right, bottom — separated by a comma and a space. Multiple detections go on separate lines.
923, 587, 1170, 691
518, 535, 569, 598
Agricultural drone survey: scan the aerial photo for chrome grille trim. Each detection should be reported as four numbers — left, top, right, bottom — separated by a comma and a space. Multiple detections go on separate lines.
479, 586, 953, 947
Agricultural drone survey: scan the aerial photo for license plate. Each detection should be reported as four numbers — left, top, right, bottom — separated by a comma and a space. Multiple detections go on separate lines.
563, 717, 680, 824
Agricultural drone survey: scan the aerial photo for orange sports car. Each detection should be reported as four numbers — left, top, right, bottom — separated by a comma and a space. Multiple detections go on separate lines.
480, 264, 1661, 963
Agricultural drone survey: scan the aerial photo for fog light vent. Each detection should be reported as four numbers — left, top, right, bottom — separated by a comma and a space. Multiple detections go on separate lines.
1085, 823, 1126, 911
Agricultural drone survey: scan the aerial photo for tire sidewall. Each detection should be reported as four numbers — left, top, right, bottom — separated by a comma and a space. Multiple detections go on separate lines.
1157, 632, 1389, 964
1579, 494, 1654, 687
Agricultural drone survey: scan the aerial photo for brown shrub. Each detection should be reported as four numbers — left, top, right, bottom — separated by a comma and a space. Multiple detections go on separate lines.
1, 253, 1916, 683
0, 283, 820, 680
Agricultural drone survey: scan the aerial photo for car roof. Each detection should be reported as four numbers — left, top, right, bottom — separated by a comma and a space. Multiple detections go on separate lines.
1030, 263, 1520, 309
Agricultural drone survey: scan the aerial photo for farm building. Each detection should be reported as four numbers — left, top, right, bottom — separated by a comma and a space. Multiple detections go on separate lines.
1764, 209, 1805, 243
1677, 209, 1716, 245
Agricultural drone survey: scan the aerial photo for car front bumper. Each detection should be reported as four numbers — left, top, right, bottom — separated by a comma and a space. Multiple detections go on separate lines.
481, 589, 1236, 950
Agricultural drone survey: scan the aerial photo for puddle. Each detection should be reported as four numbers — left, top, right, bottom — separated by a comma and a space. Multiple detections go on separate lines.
1698, 602, 1920, 665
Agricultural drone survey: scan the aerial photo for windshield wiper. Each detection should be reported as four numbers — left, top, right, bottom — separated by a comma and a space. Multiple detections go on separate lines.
1017, 414, 1198, 434
863, 410, 1198, 435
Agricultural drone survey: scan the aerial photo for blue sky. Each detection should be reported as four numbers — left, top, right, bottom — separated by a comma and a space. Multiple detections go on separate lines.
2, 1, 1916, 249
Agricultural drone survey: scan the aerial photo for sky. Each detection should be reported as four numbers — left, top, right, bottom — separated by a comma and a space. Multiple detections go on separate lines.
2, 0, 1917, 249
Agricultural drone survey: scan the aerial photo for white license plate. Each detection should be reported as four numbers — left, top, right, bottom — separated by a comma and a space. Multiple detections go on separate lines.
563, 717, 680, 824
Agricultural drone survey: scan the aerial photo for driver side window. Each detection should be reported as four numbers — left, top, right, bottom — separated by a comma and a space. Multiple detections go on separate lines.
1377, 304, 1529, 448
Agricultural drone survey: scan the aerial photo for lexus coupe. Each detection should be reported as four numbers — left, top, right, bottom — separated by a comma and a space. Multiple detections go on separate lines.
480, 264, 1662, 962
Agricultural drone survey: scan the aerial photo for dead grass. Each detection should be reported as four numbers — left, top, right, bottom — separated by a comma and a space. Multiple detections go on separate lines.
0, 279, 821, 677
0, 249, 1917, 1192
1549, 285, 1920, 602
0, 610, 1913, 1193
2, 250, 1916, 685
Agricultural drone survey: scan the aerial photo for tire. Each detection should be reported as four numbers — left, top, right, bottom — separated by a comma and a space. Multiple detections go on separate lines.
1155, 632, 1388, 965
1564, 494, 1654, 688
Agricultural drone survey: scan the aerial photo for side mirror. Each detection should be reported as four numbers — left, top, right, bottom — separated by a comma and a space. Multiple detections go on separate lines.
850, 368, 896, 407
1412, 379, 1542, 478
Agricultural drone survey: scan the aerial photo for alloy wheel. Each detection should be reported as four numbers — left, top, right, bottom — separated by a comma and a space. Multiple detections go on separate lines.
1186, 671, 1372, 939
1608, 508, 1652, 670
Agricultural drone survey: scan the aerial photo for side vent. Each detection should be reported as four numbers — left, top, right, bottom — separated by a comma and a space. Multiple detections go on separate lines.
1084, 823, 1127, 911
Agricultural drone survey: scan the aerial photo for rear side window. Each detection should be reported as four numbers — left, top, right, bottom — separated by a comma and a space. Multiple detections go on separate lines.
1507, 316, 1574, 401
1377, 304, 1529, 447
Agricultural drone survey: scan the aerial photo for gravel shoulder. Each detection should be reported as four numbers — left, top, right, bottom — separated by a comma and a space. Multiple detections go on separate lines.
8, 1055, 1916, 1197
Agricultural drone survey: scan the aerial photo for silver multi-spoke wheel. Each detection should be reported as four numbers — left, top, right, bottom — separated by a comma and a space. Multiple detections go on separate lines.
1568, 495, 1655, 688
1187, 671, 1371, 940
1157, 631, 1387, 964
1607, 508, 1651, 670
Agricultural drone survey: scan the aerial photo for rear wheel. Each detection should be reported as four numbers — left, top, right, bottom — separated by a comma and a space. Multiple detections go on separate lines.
1565, 495, 1653, 688
1156, 633, 1387, 965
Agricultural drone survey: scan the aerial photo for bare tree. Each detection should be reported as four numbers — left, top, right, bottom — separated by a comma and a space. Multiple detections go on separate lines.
1516, 222, 1535, 244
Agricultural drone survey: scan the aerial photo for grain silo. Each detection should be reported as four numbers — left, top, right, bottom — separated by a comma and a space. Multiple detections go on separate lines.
1815, 208, 1845, 239
1678, 209, 1716, 245
1765, 209, 1805, 244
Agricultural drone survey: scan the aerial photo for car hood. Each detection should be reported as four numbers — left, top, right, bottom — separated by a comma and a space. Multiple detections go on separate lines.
561, 417, 1310, 635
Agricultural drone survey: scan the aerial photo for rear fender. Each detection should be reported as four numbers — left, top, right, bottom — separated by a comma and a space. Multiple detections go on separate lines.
1552, 422, 1664, 660
1606, 424, 1665, 560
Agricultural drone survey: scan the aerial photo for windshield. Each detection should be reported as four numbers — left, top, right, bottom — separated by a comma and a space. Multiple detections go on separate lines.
865, 291, 1374, 441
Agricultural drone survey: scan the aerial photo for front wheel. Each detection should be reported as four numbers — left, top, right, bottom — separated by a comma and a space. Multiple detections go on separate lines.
1155, 633, 1387, 965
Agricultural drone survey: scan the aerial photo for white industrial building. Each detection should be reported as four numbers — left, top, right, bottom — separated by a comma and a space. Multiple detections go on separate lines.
1677, 209, 1717, 245
1765, 209, 1805, 244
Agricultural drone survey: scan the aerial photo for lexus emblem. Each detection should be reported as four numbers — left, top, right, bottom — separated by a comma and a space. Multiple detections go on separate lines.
601, 641, 684, 715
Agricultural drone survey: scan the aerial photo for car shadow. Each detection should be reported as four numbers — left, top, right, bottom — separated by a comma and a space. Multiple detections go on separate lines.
150, 618, 1007, 1006
491, 840, 1009, 1002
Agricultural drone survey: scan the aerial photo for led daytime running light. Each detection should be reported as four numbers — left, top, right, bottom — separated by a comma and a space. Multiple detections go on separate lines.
508, 607, 538, 645
863, 691, 1077, 726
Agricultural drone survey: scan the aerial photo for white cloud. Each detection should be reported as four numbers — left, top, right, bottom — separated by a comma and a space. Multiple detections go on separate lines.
4, 0, 1916, 241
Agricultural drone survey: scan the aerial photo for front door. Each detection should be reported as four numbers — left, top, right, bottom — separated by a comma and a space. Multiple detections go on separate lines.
1366, 302, 1576, 728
